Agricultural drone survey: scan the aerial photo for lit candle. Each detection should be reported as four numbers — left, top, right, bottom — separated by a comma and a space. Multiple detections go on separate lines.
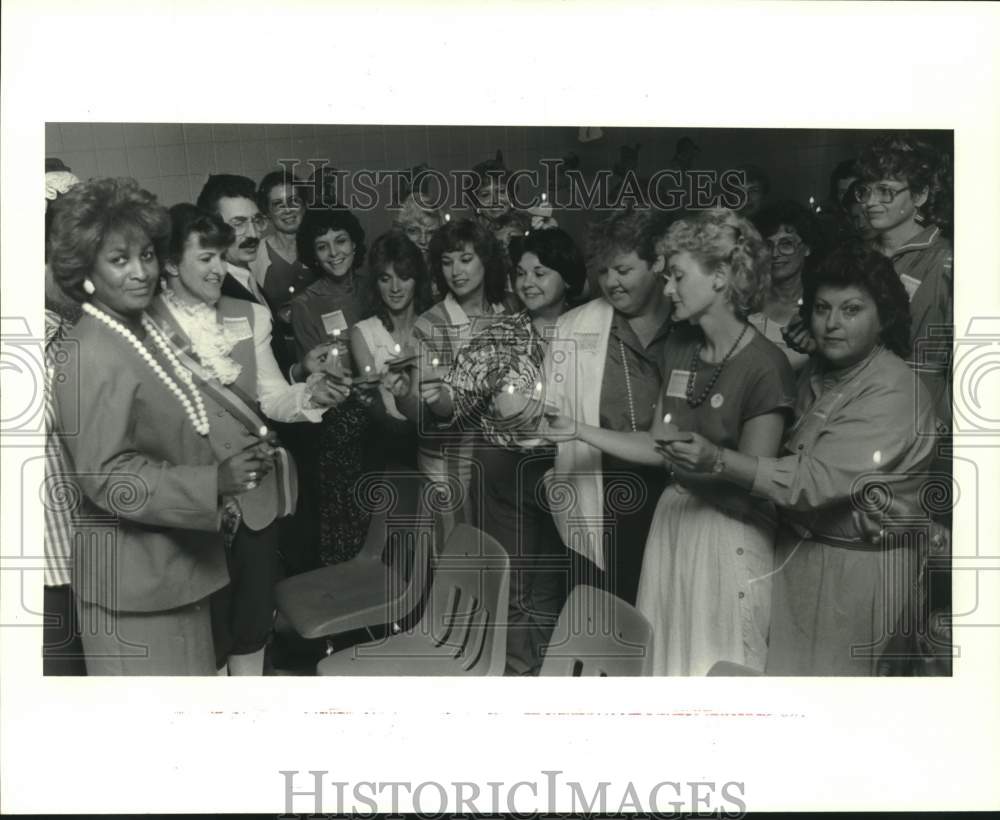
258, 425, 269, 437
663, 413, 672, 425
331, 346, 339, 359
444, 213, 451, 223
797, 298, 803, 307
431, 357, 440, 368
534, 381, 543, 395
332, 328, 341, 339
872, 449, 883, 467
815, 205, 822, 214
364, 365, 372, 375
506, 384, 516, 395
541, 192, 548, 202
393, 343, 402, 355
808, 196, 815, 206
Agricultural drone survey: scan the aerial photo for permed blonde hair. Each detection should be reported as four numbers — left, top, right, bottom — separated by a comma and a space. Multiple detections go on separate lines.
656, 209, 770, 319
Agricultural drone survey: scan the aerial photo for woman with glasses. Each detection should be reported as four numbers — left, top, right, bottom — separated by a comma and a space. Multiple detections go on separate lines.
252, 171, 317, 371
750, 201, 826, 371
854, 135, 953, 432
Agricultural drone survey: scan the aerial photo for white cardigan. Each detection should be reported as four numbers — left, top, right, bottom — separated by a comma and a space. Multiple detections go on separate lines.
543, 297, 615, 569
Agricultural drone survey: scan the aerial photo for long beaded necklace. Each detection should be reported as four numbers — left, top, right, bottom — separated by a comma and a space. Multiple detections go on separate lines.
685, 322, 750, 408
82, 302, 210, 436
618, 339, 638, 432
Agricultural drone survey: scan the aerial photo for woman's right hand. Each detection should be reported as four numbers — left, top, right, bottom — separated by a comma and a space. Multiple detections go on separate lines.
218, 443, 272, 496
538, 412, 579, 443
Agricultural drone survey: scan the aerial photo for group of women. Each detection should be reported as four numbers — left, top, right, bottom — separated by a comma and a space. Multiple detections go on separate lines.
42, 132, 952, 677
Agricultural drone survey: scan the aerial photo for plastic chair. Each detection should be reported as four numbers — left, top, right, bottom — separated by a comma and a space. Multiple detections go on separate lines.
539, 585, 653, 676
706, 661, 763, 676
275, 473, 438, 640
317, 524, 510, 676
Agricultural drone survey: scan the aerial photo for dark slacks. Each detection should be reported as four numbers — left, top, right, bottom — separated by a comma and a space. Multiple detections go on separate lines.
472, 445, 570, 676
211, 518, 280, 665
43, 584, 87, 676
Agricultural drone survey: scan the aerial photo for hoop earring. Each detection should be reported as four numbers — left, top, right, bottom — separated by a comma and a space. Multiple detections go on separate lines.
82, 278, 96, 295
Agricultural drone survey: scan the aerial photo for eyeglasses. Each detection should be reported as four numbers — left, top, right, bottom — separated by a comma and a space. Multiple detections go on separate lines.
229, 214, 269, 234
767, 237, 803, 256
853, 183, 910, 205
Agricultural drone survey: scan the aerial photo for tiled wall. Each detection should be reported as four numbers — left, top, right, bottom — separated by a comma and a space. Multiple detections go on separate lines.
45, 122, 949, 241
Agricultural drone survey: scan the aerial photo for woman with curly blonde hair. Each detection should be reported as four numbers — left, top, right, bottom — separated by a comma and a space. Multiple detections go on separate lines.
545, 209, 796, 675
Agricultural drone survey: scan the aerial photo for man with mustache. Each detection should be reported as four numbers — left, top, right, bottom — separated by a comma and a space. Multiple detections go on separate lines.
196, 174, 269, 305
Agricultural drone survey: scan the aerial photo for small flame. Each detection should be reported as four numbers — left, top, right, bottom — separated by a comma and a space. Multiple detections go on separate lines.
506, 384, 516, 395
258, 425, 269, 437
332, 329, 341, 338
534, 381, 543, 393
431, 357, 440, 368
663, 413, 672, 425
444, 213, 451, 223
364, 365, 372, 374
541, 192, 548, 202
872, 450, 883, 466
393, 343, 402, 354
331, 347, 339, 357
808, 196, 815, 206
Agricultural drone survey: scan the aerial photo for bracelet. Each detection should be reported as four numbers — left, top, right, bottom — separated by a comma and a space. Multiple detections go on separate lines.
711, 445, 726, 474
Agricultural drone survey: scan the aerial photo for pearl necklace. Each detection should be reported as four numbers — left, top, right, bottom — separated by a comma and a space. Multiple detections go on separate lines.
686, 322, 750, 409
81, 302, 210, 436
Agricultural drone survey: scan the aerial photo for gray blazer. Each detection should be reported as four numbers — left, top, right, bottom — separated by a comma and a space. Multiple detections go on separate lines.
52, 312, 227, 612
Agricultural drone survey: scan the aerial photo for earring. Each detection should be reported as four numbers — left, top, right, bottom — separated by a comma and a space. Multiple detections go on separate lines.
82, 278, 95, 295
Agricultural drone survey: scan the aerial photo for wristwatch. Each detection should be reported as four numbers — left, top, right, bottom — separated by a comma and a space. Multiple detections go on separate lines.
711, 446, 726, 474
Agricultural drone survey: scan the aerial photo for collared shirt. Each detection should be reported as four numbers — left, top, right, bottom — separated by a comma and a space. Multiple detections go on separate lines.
223, 260, 268, 305
599, 312, 674, 433
751, 345, 936, 541
446, 310, 551, 449
43, 308, 74, 587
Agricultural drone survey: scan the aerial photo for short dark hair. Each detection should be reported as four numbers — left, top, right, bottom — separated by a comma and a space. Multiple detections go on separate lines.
508, 228, 587, 300
195, 173, 257, 215
165, 203, 234, 267
856, 134, 952, 229
426, 218, 508, 306
753, 199, 827, 276
737, 164, 771, 195
802, 240, 912, 359
296, 207, 367, 274
364, 230, 434, 331
48, 177, 170, 302
585, 208, 669, 271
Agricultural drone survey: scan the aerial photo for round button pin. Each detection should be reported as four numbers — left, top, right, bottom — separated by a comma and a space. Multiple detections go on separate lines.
710, 393, 724, 409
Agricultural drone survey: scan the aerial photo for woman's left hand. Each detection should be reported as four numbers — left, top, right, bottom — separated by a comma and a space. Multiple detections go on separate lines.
657, 431, 718, 473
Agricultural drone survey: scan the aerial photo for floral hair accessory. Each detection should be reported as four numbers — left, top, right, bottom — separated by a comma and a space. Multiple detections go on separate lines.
45, 171, 80, 201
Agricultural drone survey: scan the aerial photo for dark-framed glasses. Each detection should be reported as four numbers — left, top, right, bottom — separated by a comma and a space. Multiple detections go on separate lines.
853, 183, 910, 204
767, 237, 802, 256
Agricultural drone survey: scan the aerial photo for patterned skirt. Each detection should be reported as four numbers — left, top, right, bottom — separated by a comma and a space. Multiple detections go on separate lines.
316, 397, 374, 566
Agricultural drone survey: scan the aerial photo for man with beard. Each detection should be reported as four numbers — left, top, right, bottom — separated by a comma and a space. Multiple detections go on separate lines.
196, 174, 269, 305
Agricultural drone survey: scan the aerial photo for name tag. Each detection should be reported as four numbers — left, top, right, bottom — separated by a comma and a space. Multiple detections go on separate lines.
577, 333, 602, 354
223, 316, 253, 342
321, 310, 349, 336
666, 369, 691, 399
899, 273, 921, 300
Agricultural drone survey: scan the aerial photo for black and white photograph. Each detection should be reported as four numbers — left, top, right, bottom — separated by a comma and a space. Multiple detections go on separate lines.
2, 1, 998, 816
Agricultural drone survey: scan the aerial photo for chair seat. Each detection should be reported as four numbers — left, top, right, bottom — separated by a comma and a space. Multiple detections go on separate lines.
317, 631, 491, 676
276, 559, 405, 640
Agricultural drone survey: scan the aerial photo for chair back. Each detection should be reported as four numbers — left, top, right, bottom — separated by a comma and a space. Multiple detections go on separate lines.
539, 585, 653, 676
360, 524, 509, 675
